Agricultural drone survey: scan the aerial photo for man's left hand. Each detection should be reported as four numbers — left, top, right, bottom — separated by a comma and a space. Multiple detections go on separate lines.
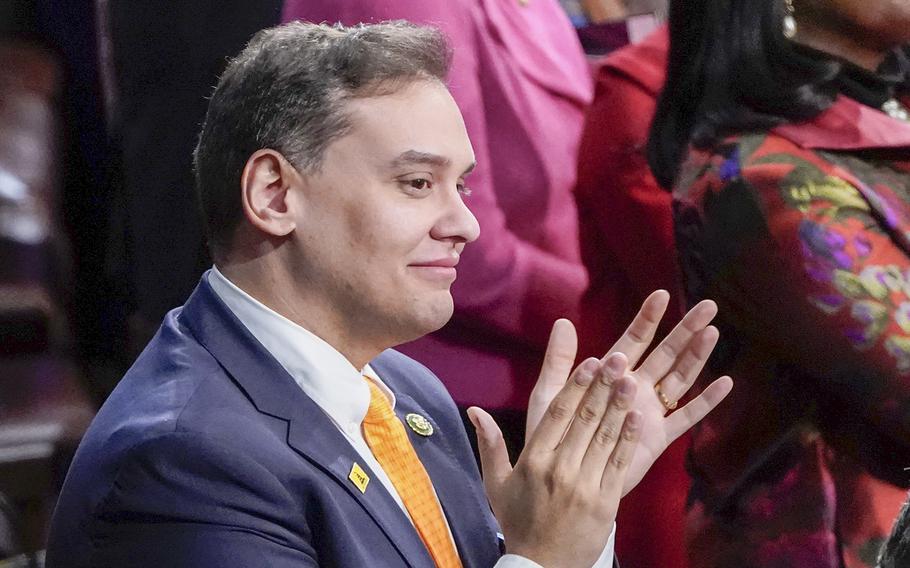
525, 290, 733, 495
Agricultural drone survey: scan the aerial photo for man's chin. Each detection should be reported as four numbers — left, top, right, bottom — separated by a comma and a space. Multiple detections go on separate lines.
400, 296, 454, 342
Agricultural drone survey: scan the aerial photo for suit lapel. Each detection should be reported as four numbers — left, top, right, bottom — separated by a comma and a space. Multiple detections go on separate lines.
181, 276, 434, 567
285, 419, 435, 568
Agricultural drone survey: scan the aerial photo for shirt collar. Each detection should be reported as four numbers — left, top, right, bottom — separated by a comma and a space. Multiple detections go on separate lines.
207, 266, 396, 429
772, 94, 910, 152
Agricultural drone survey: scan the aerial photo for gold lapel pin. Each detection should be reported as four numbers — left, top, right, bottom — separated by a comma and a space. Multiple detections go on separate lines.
405, 413, 434, 437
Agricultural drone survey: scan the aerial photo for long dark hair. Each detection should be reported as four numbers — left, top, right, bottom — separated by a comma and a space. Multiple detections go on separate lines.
647, 0, 840, 189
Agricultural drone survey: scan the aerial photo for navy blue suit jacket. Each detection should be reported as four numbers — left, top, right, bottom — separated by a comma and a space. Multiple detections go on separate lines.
46, 276, 502, 567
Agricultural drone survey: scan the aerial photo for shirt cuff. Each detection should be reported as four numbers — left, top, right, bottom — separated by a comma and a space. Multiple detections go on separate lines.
493, 522, 616, 568
594, 522, 616, 567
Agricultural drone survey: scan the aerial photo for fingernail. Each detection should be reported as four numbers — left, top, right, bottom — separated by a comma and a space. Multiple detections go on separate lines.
466, 408, 480, 429
626, 411, 642, 430
605, 354, 626, 375
575, 358, 599, 385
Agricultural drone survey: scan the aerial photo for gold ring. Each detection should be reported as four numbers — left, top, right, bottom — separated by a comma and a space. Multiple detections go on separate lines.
654, 383, 678, 411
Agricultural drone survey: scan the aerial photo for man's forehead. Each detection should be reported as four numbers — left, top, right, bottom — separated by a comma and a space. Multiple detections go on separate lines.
345, 80, 449, 112
337, 87, 474, 170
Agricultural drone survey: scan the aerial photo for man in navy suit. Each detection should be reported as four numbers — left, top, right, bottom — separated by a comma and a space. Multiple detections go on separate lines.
46, 21, 731, 567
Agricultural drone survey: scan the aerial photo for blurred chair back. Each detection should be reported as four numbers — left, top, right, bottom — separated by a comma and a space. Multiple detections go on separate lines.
0, 37, 94, 567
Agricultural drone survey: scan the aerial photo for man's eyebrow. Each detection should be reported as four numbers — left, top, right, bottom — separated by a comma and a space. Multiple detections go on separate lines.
389, 150, 476, 176
390, 150, 451, 169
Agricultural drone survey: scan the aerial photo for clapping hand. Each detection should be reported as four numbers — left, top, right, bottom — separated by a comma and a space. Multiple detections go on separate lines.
467, 291, 732, 567
526, 290, 733, 495
468, 350, 642, 567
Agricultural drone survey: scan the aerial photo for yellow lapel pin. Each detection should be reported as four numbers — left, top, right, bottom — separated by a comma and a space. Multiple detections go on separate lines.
349, 462, 370, 494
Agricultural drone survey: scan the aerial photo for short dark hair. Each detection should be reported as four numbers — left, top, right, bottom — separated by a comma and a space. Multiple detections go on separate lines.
193, 20, 451, 258
646, 0, 840, 189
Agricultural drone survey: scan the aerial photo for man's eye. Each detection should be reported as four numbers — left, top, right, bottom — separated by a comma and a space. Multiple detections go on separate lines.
457, 183, 472, 197
407, 179, 432, 190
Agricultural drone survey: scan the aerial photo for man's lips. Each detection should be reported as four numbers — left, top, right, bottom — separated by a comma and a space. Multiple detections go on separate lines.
408, 256, 459, 268
408, 255, 460, 281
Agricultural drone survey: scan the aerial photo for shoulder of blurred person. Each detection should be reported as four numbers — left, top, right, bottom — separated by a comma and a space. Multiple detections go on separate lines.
596, 25, 668, 97
576, 25, 676, 359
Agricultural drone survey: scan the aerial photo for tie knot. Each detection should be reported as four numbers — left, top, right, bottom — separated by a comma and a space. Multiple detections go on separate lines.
363, 378, 397, 424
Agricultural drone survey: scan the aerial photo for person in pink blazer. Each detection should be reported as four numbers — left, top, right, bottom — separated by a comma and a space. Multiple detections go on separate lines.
282, 0, 593, 456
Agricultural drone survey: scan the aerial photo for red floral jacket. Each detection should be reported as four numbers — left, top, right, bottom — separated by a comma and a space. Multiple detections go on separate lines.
674, 95, 910, 568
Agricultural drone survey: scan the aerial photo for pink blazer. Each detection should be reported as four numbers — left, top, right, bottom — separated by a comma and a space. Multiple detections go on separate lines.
283, 0, 593, 410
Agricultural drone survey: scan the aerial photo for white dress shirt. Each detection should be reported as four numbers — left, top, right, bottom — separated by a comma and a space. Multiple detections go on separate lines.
208, 267, 615, 567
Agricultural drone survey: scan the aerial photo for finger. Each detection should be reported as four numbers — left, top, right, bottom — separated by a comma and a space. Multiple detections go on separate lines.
579, 374, 638, 478
634, 299, 718, 385
600, 410, 642, 493
536, 319, 579, 388
652, 325, 719, 405
525, 357, 601, 453
605, 290, 670, 369
662, 376, 733, 443
555, 354, 629, 465
467, 407, 513, 489
526, 319, 579, 439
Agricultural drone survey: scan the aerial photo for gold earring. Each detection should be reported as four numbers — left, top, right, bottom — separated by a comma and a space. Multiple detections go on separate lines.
783, 0, 797, 39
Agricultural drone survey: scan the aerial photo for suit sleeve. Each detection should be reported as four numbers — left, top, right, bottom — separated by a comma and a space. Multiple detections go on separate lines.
282, 0, 587, 349
89, 432, 318, 567
680, 155, 910, 475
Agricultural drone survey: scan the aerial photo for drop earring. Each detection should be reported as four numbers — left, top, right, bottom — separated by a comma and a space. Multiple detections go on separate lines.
783, 0, 797, 39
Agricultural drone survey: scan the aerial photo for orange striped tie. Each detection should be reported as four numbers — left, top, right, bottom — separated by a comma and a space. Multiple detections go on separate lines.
362, 379, 462, 568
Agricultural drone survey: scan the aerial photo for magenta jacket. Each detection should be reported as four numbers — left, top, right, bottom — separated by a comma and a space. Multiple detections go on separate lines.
283, 0, 593, 410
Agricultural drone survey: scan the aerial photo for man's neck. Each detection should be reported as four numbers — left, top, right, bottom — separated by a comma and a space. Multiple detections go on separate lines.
216, 260, 382, 370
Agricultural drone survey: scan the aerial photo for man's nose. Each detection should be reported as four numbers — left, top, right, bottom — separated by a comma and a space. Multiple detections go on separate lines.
432, 188, 480, 244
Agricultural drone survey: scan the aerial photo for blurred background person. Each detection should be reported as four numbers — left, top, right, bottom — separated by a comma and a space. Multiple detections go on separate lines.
648, 0, 910, 566
575, 24, 683, 568
577, 26, 671, 363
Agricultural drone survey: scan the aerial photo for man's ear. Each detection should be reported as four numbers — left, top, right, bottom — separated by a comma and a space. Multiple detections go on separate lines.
239, 149, 301, 238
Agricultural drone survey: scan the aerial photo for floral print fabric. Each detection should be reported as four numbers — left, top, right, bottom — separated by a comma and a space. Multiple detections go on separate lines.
674, 131, 910, 568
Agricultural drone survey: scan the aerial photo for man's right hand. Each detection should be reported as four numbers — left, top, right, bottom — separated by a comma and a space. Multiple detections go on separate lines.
468, 351, 641, 568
